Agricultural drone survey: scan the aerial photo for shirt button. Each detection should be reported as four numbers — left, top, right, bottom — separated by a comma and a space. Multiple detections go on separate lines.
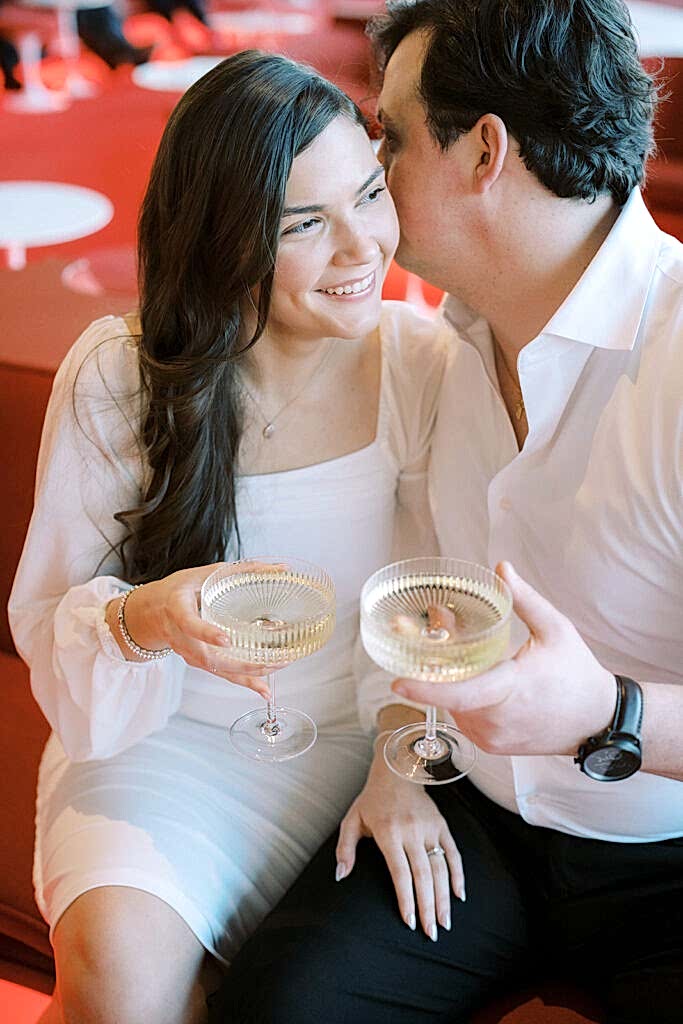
499, 497, 512, 511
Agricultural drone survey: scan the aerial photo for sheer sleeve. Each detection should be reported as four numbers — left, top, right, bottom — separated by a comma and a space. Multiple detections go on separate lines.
8, 317, 187, 762
356, 302, 449, 732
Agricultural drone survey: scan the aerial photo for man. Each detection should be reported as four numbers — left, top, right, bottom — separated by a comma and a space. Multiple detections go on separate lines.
208, 2, 682, 1021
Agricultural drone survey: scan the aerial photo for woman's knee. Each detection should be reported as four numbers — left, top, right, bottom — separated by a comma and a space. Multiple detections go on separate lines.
52, 886, 207, 1024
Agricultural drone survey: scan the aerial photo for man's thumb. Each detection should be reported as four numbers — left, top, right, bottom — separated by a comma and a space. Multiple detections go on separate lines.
498, 561, 564, 641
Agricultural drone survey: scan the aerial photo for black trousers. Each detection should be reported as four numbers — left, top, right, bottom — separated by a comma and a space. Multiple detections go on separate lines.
208, 780, 683, 1024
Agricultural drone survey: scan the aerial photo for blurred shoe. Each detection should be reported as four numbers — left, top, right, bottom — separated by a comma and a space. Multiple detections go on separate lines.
0, 34, 21, 90
100, 42, 154, 68
77, 6, 154, 69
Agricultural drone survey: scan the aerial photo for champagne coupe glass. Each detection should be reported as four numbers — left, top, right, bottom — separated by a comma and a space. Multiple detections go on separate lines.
201, 558, 335, 763
361, 557, 512, 785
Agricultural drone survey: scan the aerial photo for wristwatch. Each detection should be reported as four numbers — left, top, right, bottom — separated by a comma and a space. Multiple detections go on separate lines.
574, 675, 643, 782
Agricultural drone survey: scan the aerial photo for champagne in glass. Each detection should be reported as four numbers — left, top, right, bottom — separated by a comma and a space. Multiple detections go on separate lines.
361, 557, 512, 785
201, 558, 335, 762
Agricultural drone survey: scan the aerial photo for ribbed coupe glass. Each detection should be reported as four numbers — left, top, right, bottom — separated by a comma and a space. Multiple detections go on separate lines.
201, 558, 335, 762
361, 557, 512, 785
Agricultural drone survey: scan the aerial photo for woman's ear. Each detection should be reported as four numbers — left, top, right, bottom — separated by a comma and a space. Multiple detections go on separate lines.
473, 114, 508, 193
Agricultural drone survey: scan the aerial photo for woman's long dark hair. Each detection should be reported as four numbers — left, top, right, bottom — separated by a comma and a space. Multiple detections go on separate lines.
115, 51, 363, 583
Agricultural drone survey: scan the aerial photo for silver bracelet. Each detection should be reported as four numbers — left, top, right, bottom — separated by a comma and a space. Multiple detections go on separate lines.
117, 585, 172, 661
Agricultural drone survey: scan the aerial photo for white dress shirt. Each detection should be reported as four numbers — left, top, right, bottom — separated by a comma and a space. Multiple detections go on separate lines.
430, 188, 683, 842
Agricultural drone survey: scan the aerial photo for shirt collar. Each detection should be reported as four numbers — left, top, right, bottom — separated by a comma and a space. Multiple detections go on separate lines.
443, 188, 664, 353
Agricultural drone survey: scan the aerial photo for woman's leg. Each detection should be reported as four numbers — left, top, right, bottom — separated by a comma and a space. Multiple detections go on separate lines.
47, 885, 213, 1024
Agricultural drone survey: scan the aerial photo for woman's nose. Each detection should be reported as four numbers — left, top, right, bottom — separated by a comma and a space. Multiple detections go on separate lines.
333, 221, 379, 266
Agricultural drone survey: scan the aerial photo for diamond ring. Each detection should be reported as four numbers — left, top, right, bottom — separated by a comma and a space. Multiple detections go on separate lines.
426, 845, 445, 858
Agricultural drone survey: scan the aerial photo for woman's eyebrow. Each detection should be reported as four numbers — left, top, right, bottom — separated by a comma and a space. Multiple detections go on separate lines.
282, 166, 385, 217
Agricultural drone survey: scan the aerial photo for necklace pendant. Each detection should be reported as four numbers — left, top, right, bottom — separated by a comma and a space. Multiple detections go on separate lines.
262, 422, 276, 439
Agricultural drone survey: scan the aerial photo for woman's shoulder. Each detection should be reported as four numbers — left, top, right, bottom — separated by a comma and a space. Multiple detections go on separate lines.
55, 313, 141, 399
378, 299, 448, 385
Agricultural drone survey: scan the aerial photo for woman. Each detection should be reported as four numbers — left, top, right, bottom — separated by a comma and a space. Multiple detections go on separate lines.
9, 51, 448, 1023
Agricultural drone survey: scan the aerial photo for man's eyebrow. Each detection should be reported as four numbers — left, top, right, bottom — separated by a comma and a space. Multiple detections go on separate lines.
282, 165, 385, 217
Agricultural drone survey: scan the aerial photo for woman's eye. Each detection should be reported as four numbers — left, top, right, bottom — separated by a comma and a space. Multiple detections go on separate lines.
284, 218, 319, 236
362, 186, 386, 205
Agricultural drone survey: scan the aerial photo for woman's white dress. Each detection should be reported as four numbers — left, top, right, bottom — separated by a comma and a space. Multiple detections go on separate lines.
9, 302, 445, 964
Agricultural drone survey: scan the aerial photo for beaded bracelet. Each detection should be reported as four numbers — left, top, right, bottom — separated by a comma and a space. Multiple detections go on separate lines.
117, 585, 172, 661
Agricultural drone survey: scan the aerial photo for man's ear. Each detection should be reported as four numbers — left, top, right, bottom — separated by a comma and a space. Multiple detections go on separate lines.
473, 114, 508, 193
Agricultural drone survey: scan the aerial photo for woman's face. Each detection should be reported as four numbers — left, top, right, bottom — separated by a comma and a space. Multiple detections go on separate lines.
267, 114, 399, 343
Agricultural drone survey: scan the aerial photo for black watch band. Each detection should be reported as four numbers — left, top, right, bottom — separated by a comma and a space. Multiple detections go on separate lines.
575, 674, 643, 782
613, 674, 643, 738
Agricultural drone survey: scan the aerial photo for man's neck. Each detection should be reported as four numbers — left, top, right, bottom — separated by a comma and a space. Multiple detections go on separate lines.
466, 192, 620, 360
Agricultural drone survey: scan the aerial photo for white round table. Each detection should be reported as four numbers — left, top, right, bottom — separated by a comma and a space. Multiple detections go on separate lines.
627, 1, 683, 58
0, 181, 114, 270
210, 8, 317, 37
132, 56, 225, 93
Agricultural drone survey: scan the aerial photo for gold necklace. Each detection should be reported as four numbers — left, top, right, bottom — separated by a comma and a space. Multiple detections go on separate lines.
240, 341, 335, 440
495, 343, 526, 422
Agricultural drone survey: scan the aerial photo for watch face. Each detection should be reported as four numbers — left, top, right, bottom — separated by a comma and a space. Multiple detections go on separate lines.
585, 745, 640, 781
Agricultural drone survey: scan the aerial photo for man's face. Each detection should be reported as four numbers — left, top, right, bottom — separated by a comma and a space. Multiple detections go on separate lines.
377, 29, 470, 289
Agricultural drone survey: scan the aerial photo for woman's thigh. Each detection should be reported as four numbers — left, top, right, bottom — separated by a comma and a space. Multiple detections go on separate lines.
36, 719, 371, 964
52, 885, 211, 1024
210, 785, 533, 1024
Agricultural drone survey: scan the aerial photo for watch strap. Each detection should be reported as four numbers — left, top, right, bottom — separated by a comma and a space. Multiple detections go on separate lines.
613, 674, 643, 740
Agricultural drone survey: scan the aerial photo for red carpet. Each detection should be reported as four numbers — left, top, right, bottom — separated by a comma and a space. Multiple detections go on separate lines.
0, 978, 50, 1022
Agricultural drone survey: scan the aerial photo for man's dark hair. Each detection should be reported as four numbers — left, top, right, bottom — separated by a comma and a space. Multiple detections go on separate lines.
369, 0, 658, 205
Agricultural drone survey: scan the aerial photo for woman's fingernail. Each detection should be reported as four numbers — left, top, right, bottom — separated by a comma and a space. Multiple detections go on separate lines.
459, 888, 467, 903
444, 912, 451, 931
393, 682, 407, 696
406, 913, 416, 931
429, 924, 438, 942
335, 862, 347, 882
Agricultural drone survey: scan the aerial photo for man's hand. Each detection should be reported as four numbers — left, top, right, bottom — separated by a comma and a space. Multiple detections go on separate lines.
393, 561, 616, 757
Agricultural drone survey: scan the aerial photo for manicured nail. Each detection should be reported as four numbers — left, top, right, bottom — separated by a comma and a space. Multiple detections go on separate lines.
459, 888, 466, 903
393, 682, 407, 696
444, 912, 451, 931
335, 862, 347, 882
430, 924, 438, 943
406, 913, 416, 931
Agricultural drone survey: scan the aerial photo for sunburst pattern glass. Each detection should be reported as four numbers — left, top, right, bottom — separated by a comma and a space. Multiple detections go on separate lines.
201, 558, 335, 762
361, 557, 512, 785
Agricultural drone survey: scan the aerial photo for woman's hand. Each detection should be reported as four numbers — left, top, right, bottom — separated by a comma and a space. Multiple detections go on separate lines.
335, 745, 465, 941
107, 561, 271, 699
